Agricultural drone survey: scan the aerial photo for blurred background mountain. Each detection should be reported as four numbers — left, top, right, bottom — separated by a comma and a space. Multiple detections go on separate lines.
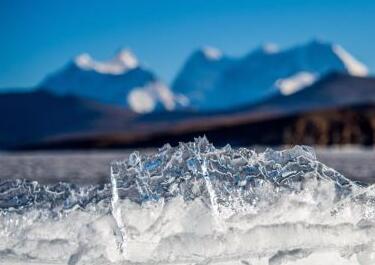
1, 0, 374, 150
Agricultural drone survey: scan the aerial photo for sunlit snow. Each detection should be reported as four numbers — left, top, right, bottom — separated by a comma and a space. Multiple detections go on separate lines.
202, 46, 223, 60
127, 82, 177, 113
75, 49, 139, 75
277, 72, 317, 95
332, 45, 369, 76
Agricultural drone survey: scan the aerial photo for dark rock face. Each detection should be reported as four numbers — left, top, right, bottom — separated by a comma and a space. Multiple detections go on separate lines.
185, 105, 375, 147
0, 90, 136, 149
283, 107, 375, 146
21, 104, 375, 150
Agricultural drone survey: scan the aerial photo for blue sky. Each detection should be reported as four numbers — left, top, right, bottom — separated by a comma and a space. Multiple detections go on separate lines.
1, 0, 374, 89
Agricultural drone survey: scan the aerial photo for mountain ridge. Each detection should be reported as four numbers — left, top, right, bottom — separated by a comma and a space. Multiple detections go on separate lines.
172, 40, 368, 111
0, 40, 373, 149
40, 49, 180, 114
2, 73, 375, 149
2, 40, 369, 114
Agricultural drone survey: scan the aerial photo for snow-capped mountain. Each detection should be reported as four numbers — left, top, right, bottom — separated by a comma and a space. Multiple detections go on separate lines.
41, 49, 181, 113
172, 47, 236, 108
172, 40, 369, 111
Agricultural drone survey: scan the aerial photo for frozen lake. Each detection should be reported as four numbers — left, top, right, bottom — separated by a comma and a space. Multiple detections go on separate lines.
0, 147, 374, 184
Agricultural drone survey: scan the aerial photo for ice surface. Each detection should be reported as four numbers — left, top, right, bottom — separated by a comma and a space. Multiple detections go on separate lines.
0, 138, 374, 265
0, 179, 111, 212
111, 137, 354, 205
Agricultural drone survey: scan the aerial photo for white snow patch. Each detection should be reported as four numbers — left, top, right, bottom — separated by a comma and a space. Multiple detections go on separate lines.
262, 43, 279, 54
202, 46, 222, 60
75, 53, 93, 68
127, 88, 156, 114
115, 49, 139, 69
332, 45, 368, 76
74, 49, 139, 75
277, 72, 317, 96
127, 82, 178, 113
151, 83, 176, 111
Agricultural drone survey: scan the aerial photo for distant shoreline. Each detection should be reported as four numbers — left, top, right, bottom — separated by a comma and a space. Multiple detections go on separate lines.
0, 148, 374, 185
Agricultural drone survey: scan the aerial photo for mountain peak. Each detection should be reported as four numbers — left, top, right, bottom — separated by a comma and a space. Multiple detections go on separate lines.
74, 53, 94, 69
304, 40, 368, 77
114, 48, 139, 68
173, 39, 370, 111
247, 43, 280, 58
306, 38, 330, 47
74, 49, 139, 75
259, 43, 279, 54
42, 48, 181, 113
330, 44, 368, 77
190, 46, 223, 62
200, 46, 223, 60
